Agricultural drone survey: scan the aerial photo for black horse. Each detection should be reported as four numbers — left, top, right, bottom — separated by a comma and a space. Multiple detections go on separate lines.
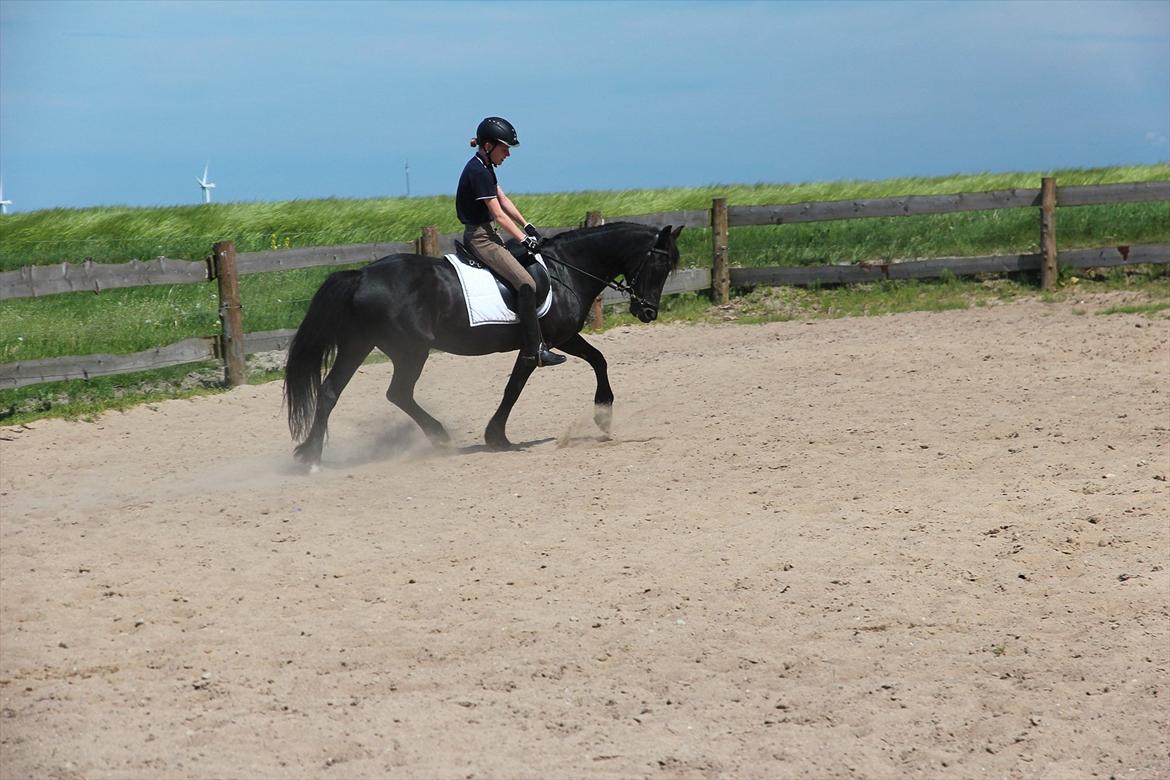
284, 222, 683, 468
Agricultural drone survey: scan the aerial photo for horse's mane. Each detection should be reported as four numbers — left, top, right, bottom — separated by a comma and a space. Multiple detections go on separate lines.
546, 221, 648, 244
545, 221, 679, 269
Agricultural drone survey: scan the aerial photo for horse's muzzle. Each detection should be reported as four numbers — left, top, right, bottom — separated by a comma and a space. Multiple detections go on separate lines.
631, 301, 657, 323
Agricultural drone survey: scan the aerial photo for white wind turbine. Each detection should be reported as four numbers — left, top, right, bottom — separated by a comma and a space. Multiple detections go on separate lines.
197, 163, 216, 204
0, 179, 11, 215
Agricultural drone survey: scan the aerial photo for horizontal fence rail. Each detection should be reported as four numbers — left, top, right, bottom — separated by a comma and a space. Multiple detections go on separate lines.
0, 338, 216, 389
0, 257, 208, 299
1059, 244, 1170, 269
728, 244, 1170, 287
1, 178, 1166, 389
235, 241, 414, 275
730, 189, 1043, 226
1055, 181, 1170, 207
0, 328, 304, 390
726, 181, 1170, 226
599, 267, 711, 305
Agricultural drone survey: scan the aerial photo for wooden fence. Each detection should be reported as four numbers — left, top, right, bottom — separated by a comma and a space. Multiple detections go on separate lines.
2, 178, 1166, 389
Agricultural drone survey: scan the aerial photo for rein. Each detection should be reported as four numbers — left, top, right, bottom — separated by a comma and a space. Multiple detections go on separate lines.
547, 245, 668, 313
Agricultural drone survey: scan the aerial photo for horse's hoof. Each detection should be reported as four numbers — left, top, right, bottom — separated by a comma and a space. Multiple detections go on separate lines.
484, 428, 512, 451
594, 403, 613, 434
484, 421, 511, 451
309, 463, 321, 475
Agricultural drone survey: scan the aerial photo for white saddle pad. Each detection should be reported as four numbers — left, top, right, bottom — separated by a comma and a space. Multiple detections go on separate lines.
445, 253, 553, 327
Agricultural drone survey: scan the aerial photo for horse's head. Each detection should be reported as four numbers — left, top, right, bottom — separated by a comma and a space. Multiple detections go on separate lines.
627, 225, 683, 323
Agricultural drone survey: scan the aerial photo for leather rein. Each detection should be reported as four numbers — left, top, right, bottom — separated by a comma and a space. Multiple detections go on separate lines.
544, 244, 669, 314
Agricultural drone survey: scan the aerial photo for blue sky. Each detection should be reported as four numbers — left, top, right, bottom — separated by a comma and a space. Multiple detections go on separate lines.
0, 0, 1167, 213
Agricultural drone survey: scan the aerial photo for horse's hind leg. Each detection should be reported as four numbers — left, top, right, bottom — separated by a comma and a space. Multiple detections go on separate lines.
555, 333, 614, 434
383, 346, 450, 447
295, 340, 372, 470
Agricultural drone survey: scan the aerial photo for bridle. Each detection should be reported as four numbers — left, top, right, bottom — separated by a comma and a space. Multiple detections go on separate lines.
547, 243, 670, 314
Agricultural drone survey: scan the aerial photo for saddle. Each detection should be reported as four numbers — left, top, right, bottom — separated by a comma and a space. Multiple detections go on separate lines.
451, 239, 551, 315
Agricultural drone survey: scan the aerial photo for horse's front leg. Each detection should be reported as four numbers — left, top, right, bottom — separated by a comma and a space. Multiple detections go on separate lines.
484, 356, 537, 450
555, 333, 614, 434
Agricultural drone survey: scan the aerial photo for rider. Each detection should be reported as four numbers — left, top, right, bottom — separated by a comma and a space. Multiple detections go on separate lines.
456, 116, 565, 367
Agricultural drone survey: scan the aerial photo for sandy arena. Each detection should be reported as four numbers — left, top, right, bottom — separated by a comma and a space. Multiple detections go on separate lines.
1, 293, 1167, 779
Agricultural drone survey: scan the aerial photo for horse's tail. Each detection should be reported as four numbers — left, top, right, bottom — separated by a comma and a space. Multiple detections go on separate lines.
284, 269, 362, 441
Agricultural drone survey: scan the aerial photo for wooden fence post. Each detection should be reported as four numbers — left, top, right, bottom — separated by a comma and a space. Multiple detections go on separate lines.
212, 240, 247, 387
1041, 177, 1058, 291
711, 197, 730, 305
418, 225, 440, 256
585, 211, 604, 330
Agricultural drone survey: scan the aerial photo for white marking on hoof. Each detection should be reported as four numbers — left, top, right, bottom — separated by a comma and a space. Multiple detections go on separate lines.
309, 464, 321, 475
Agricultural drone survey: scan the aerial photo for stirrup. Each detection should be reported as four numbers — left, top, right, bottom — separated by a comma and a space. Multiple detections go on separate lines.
538, 348, 566, 367
521, 345, 566, 367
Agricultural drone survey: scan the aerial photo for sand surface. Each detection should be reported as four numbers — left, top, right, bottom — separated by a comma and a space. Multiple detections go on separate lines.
1, 293, 1167, 779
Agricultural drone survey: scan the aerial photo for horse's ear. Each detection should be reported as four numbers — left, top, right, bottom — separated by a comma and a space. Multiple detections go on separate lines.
657, 225, 673, 245
672, 225, 684, 239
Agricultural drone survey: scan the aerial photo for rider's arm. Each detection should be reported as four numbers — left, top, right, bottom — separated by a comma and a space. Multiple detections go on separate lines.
497, 187, 530, 231
487, 190, 527, 242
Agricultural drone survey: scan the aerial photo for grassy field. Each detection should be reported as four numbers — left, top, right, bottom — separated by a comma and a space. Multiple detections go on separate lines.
1, 163, 1167, 423
2, 164, 1166, 270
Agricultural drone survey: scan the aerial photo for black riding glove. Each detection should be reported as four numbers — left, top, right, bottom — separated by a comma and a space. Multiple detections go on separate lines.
523, 223, 542, 240
521, 235, 541, 252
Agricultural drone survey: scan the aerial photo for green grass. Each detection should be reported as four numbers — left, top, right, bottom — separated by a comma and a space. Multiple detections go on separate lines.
0, 362, 225, 423
0, 265, 345, 362
2, 164, 1166, 270
0, 163, 1167, 424
1098, 301, 1170, 317
0, 362, 292, 425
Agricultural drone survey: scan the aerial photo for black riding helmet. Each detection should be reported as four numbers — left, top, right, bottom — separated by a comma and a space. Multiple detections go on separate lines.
476, 117, 519, 147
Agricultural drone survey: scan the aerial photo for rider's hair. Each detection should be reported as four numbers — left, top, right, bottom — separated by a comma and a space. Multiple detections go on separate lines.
469, 138, 480, 148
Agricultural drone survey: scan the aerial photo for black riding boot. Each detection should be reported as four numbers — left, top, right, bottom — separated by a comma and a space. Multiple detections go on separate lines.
517, 285, 566, 367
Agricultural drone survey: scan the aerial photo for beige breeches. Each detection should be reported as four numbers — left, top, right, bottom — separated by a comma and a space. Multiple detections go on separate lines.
464, 223, 536, 291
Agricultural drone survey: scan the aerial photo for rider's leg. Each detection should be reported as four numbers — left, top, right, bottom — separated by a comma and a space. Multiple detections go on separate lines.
465, 224, 565, 367
464, 224, 537, 290
516, 284, 566, 367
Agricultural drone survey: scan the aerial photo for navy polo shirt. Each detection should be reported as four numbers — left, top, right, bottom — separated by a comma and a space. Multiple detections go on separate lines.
456, 154, 498, 225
